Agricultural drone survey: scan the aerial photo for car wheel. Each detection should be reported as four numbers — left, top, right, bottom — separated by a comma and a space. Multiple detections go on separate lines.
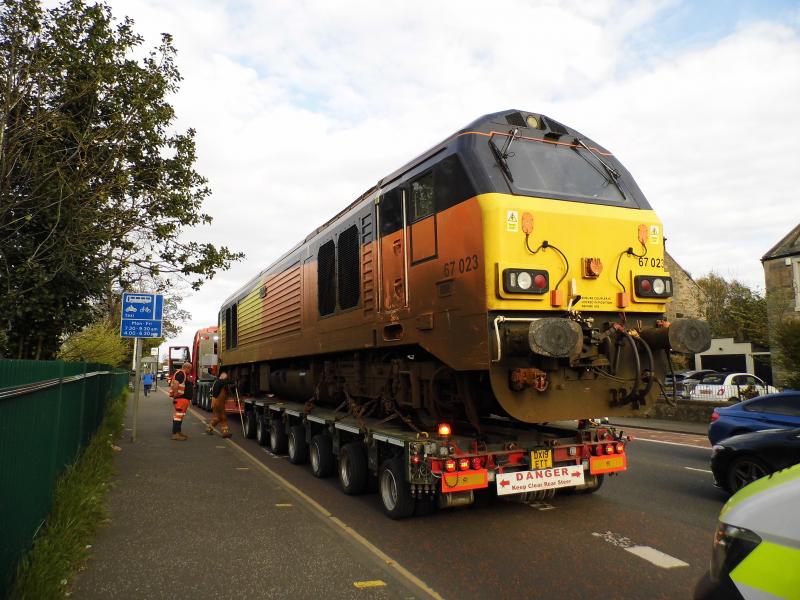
726, 455, 771, 493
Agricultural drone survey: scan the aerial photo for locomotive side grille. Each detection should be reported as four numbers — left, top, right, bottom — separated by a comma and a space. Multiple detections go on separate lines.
505, 111, 527, 127
318, 240, 336, 316
337, 225, 360, 310
361, 213, 375, 315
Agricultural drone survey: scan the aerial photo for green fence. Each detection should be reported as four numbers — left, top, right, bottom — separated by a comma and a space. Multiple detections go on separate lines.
0, 359, 127, 596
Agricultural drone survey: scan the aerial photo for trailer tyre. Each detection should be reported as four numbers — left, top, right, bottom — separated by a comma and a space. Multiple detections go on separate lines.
244, 409, 258, 439
338, 442, 368, 495
288, 425, 308, 464
256, 413, 269, 447
310, 434, 334, 478
379, 457, 415, 519
270, 420, 288, 454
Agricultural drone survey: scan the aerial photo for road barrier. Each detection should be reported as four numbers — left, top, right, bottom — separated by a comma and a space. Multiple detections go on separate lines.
0, 359, 127, 595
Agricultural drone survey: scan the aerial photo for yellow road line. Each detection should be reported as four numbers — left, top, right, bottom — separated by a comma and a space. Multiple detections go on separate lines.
354, 580, 387, 589
186, 407, 443, 600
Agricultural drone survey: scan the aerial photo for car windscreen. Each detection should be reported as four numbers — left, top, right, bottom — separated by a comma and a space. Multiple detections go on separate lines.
700, 374, 726, 384
744, 394, 800, 416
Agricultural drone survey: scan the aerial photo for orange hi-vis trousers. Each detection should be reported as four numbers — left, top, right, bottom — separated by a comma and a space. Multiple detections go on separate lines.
172, 398, 190, 433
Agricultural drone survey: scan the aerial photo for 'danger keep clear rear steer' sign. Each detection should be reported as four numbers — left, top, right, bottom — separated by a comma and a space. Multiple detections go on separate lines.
496, 466, 585, 496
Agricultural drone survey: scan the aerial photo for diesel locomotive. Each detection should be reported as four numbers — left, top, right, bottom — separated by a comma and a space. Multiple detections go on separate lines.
218, 110, 710, 431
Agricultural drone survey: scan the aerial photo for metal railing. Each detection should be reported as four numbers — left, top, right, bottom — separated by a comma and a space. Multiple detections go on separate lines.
0, 359, 127, 595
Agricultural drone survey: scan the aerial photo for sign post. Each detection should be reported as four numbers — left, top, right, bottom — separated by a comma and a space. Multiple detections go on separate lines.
121, 292, 164, 442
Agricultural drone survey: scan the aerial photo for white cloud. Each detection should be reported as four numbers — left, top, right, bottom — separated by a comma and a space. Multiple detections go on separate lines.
105, 0, 800, 349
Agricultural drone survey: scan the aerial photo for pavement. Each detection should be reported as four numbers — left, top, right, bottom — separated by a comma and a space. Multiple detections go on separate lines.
70, 389, 713, 599
70, 389, 425, 600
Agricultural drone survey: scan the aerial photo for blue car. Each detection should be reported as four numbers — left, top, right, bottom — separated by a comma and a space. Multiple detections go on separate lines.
708, 391, 800, 445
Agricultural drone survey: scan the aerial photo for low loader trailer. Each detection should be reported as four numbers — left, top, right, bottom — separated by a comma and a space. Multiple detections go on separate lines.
239, 396, 628, 519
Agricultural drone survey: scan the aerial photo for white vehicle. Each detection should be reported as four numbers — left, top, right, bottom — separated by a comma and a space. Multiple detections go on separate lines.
689, 372, 779, 402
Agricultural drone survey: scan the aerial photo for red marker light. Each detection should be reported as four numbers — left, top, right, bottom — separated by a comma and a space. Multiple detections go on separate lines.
640, 279, 652, 292
615, 442, 624, 454
594, 445, 605, 456
605, 444, 615, 454
411, 454, 421, 465
472, 457, 483, 470
534, 274, 547, 289
458, 458, 470, 471
445, 459, 457, 472
438, 423, 452, 437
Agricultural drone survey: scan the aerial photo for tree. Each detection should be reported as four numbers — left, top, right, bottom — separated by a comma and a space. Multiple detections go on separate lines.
695, 273, 768, 346
774, 319, 800, 389
58, 318, 127, 366
0, 0, 242, 359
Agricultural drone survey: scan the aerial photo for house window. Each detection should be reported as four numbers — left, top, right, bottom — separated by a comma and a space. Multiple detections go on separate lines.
793, 257, 800, 311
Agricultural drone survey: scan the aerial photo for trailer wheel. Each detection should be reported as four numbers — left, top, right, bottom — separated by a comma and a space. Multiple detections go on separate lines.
288, 425, 308, 464
378, 457, 415, 519
338, 442, 368, 495
270, 420, 288, 454
310, 434, 334, 478
256, 413, 269, 447
244, 409, 258, 439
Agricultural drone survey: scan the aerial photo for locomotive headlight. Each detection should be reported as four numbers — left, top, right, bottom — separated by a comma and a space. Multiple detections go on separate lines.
634, 275, 673, 298
502, 269, 549, 295
652, 278, 665, 295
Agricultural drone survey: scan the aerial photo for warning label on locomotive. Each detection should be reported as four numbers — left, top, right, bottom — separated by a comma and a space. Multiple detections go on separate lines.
495, 466, 585, 496
506, 210, 519, 232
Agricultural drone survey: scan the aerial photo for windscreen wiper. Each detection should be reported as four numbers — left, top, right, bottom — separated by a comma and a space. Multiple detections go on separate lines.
574, 137, 627, 200
489, 128, 520, 181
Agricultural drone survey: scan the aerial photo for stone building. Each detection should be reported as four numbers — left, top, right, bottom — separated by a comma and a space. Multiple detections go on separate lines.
761, 223, 800, 386
664, 250, 705, 321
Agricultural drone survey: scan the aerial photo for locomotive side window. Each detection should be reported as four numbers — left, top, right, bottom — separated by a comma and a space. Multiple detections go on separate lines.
379, 188, 403, 236
435, 155, 476, 212
231, 303, 238, 348
410, 172, 434, 222
224, 304, 238, 349
224, 308, 231, 349
337, 225, 360, 310
318, 240, 336, 316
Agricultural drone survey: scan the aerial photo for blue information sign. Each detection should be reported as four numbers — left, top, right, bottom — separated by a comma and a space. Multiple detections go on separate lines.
121, 292, 164, 338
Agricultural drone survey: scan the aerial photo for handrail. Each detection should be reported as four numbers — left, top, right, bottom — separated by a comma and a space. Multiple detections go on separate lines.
0, 370, 116, 401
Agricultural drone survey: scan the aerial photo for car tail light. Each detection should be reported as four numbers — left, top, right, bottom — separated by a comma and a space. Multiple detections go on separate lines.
605, 444, 615, 455
471, 457, 483, 470
444, 459, 457, 472
458, 458, 470, 471
710, 410, 720, 423
615, 442, 625, 453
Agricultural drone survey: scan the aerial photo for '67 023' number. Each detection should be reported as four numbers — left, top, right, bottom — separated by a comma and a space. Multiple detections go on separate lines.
444, 254, 479, 277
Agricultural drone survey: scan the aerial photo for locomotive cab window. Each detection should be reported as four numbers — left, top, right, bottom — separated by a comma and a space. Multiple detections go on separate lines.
410, 172, 434, 222
379, 188, 403, 236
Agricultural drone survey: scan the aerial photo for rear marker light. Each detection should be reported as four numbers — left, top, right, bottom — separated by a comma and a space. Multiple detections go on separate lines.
615, 443, 624, 453
634, 275, 673, 299
438, 423, 452, 437
640, 279, 652, 292
471, 457, 483, 470
594, 445, 605, 456
605, 444, 615, 455
458, 458, 470, 471
534, 274, 547, 289
445, 459, 457, 472
411, 454, 421, 465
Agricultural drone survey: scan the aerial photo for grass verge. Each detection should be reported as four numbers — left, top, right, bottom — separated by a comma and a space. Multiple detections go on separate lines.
10, 393, 128, 600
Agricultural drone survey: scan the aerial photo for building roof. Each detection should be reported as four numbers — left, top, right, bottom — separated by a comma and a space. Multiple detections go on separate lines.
761, 223, 800, 262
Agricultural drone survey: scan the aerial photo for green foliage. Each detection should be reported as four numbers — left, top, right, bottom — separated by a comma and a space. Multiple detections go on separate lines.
0, 0, 243, 359
10, 394, 127, 600
696, 273, 768, 346
775, 319, 800, 389
58, 319, 127, 366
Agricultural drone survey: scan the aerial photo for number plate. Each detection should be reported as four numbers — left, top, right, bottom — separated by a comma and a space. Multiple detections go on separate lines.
531, 449, 553, 470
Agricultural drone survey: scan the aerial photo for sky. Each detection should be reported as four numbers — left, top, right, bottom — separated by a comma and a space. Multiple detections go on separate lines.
102, 0, 800, 353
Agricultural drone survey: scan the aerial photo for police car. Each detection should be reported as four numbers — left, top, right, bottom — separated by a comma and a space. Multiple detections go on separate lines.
694, 464, 800, 599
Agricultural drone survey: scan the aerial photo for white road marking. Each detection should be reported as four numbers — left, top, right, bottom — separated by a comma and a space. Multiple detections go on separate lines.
592, 531, 689, 569
527, 502, 555, 511
625, 546, 689, 569
684, 467, 712, 474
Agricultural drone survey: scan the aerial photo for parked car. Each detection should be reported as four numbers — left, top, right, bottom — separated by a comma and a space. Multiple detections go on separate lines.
708, 391, 800, 444
663, 369, 717, 398
694, 464, 800, 599
689, 372, 778, 402
710, 427, 800, 493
